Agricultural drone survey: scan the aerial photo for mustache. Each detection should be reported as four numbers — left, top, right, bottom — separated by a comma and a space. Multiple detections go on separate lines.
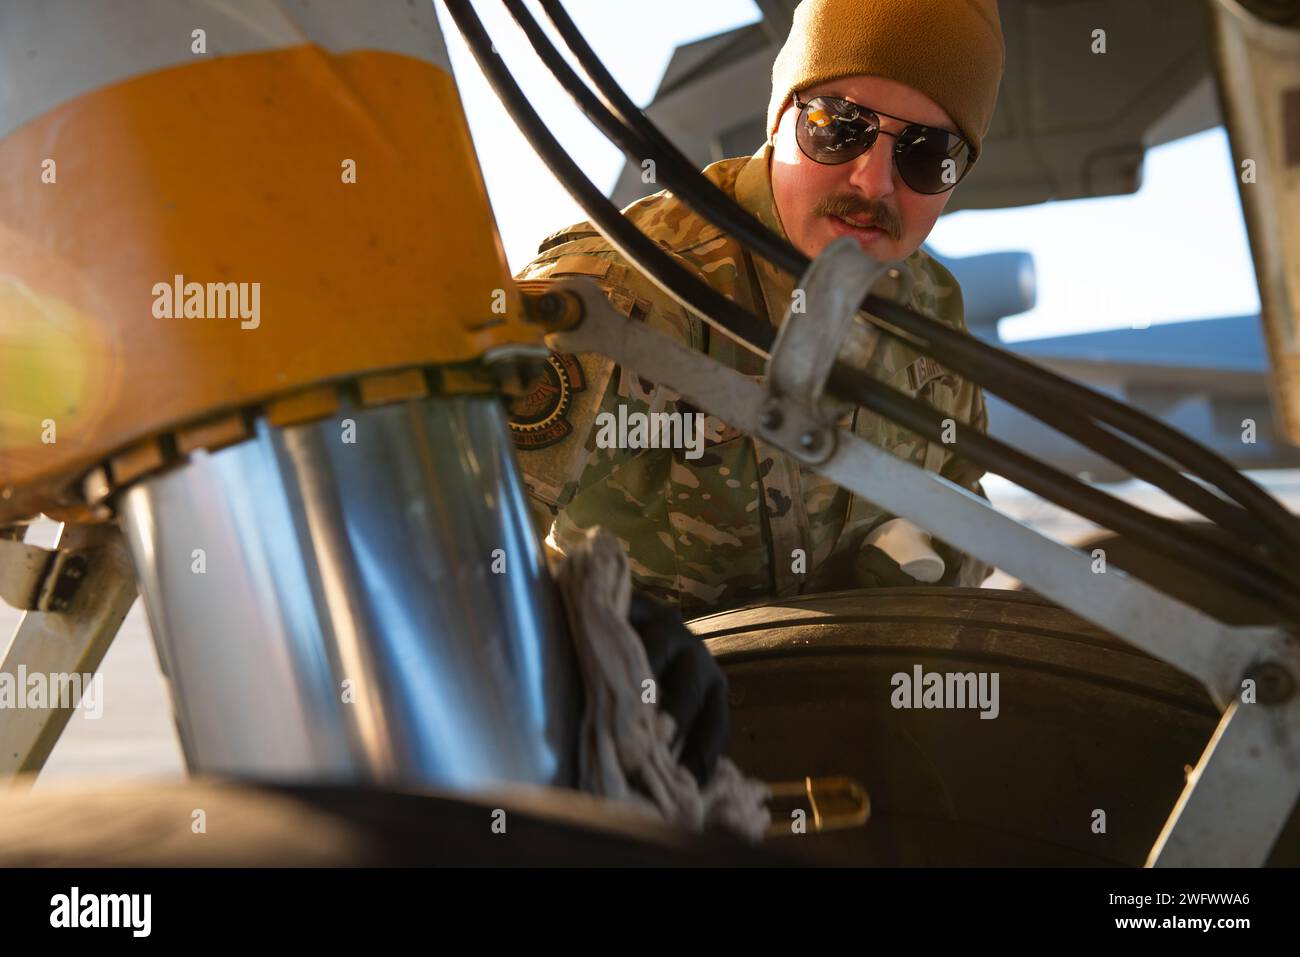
813, 194, 902, 240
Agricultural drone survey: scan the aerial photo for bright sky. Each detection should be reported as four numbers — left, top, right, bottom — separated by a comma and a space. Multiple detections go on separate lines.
433, 0, 1261, 343
930, 127, 1261, 341
433, 0, 766, 269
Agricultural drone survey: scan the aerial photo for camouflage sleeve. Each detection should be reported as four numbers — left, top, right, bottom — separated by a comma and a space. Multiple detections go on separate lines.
508, 232, 697, 554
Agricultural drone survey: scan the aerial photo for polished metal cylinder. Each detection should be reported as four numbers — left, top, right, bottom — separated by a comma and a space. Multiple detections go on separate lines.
117, 395, 579, 791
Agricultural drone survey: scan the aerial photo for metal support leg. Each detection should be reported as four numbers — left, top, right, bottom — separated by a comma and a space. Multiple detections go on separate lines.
0, 523, 137, 786
1150, 694, 1300, 866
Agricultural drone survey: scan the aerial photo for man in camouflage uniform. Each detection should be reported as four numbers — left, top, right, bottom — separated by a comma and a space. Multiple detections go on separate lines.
509, 0, 1006, 619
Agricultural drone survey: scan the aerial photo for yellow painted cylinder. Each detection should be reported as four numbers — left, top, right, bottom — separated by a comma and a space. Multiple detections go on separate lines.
0, 2, 539, 522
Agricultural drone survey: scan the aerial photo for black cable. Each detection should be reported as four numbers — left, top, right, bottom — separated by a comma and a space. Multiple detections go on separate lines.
440, 0, 1300, 615
444, 5, 769, 347
829, 366, 1300, 618
442, 5, 772, 351
534, 0, 1300, 564
871, 296, 1300, 566
506, 0, 1296, 565
863, 300, 1291, 565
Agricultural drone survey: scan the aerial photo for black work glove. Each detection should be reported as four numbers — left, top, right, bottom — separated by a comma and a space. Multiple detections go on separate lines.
853, 545, 924, 589
627, 591, 729, 787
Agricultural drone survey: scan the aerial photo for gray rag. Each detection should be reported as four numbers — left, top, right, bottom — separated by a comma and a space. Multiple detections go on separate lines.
554, 527, 771, 843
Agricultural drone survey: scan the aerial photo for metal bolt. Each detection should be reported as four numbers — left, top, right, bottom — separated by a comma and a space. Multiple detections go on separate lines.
760, 407, 783, 431
526, 290, 581, 330
799, 430, 822, 451
1246, 662, 1295, 705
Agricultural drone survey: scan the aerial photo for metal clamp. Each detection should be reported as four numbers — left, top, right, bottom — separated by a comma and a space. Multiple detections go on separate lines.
760, 238, 893, 464
2, 523, 138, 782
0, 537, 90, 613
766, 775, 870, 837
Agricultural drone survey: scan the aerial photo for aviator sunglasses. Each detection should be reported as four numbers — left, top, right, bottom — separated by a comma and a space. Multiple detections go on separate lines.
792, 91, 976, 195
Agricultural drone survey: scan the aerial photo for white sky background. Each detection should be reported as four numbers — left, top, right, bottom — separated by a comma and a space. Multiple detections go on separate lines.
433, 0, 767, 269
433, 0, 1262, 343
931, 127, 1261, 341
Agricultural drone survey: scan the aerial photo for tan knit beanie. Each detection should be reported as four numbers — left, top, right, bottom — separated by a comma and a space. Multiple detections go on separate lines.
768, 0, 1005, 155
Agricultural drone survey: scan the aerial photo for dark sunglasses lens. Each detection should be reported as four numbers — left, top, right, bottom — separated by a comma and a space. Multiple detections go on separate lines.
896, 127, 972, 194
797, 97, 877, 165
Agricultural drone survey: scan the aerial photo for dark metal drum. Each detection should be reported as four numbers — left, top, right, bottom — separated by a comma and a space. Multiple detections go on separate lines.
695, 587, 1300, 866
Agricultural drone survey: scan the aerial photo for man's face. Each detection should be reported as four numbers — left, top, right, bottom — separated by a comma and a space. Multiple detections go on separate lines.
771, 74, 961, 263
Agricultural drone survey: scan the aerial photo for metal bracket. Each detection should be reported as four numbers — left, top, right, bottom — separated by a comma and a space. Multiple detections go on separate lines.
1, 522, 138, 783
1149, 694, 1300, 866
759, 238, 893, 465
0, 536, 91, 613
549, 274, 1300, 866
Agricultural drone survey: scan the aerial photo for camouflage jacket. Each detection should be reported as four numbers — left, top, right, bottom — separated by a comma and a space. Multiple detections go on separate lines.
509, 144, 990, 618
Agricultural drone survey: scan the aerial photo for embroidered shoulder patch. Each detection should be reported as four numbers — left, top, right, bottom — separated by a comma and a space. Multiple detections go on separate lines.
905, 355, 954, 393
507, 353, 587, 450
